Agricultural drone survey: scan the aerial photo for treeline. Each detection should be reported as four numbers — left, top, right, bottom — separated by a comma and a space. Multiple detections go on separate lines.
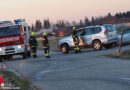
31, 19, 51, 32
31, 11, 130, 35
115, 11, 130, 18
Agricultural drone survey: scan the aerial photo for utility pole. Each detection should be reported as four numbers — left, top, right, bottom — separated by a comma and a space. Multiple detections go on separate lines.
118, 29, 124, 55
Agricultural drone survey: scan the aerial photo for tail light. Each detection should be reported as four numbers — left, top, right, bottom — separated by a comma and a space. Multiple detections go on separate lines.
104, 30, 108, 35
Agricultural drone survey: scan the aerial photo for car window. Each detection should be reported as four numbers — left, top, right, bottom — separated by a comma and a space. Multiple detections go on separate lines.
124, 28, 130, 34
104, 25, 115, 32
127, 28, 130, 33
77, 29, 85, 36
85, 28, 93, 35
93, 27, 102, 34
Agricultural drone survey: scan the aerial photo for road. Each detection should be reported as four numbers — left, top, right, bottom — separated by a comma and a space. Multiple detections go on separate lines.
1, 45, 130, 90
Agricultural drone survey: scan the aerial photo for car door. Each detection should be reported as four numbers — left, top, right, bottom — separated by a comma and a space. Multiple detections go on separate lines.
123, 29, 129, 43
77, 29, 86, 46
79, 28, 93, 45
126, 29, 130, 43
128, 29, 130, 43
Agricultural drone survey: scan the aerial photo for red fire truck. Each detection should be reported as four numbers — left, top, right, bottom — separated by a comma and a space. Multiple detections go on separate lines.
0, 20, 31, 61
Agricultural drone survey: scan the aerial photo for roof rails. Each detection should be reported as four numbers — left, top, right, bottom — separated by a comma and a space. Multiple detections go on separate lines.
14, 19, 26, 25
14, 19, 25, 22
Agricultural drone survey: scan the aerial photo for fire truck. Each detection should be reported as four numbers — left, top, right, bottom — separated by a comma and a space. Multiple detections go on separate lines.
0, 19, 31, 61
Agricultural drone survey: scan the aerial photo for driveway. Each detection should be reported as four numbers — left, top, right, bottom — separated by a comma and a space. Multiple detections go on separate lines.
1, 45, 130, 90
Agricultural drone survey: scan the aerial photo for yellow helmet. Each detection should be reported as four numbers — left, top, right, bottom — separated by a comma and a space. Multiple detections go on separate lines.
43, 33, 47, 36
73, 26, 76, 31
31, 32, 36, 36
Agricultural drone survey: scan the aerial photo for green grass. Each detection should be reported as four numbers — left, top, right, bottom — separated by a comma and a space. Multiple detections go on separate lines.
38, 37, 61, 52
106, 50, 130, 60
0, 70, 38, 90
38, 37, 63, 52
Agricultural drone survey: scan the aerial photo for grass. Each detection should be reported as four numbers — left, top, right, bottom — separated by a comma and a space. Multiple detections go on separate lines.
106, 50, 130, 60
38, 37, 63, 52
0, 70, 38, 90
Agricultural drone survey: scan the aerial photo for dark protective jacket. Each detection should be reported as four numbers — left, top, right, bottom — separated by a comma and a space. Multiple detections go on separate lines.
29, 36, 37, 47
42, 36, 49, 49
72, 31, 79, 43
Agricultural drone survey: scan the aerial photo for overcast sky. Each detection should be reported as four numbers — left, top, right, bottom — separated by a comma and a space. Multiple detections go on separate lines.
0, 0, 130, 25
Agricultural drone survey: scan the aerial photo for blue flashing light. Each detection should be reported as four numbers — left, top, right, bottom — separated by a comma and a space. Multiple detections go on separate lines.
15, 21, 20, 25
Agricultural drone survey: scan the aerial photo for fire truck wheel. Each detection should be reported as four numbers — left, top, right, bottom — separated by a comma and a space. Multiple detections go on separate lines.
22, 52, 27, 59
0, 56, 3, 62
27, 51, 31, 57
5, 55, 13, 60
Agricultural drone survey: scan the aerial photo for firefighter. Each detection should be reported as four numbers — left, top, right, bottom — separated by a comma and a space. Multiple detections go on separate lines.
29, 32, 37, 58
42, 33, 50, 58
72, 26, 80, 53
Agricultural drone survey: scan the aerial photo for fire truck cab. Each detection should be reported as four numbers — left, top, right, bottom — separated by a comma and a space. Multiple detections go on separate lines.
0, 19, 31, 61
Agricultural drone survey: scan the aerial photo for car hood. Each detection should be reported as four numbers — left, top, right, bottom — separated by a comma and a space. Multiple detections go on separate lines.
59, 36, 72, 42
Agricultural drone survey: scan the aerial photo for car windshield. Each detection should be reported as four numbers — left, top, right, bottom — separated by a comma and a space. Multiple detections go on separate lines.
104, 25, 115, 32
0, 25, 21, 38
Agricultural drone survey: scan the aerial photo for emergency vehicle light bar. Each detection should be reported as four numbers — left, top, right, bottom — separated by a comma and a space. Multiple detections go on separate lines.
14, 19, 25, 25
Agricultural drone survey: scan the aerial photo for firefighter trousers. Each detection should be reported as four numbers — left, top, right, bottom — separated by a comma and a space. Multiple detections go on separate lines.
44, 48, 50, 58
31, 47, 37, 57
74, 42, 80, 53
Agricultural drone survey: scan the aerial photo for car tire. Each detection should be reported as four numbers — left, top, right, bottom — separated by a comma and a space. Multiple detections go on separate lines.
27, 50, 31, 57
0, 56, 3, 62
61, 44, 69, 54
92, 40, 102, 51
22, 52, 27, 59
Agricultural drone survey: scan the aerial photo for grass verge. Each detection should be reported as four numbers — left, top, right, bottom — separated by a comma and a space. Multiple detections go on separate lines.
0, 70, 39, 90
105, 50, 130, 60
38, 37, 62, 52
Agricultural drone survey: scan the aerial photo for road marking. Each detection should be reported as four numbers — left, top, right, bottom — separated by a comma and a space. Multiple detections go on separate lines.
36, 67, 75, 80
121, 78, 130, 81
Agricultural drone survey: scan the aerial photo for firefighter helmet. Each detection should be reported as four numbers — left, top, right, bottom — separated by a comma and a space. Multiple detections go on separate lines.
43, 33, 47, 36
31, 32, 36, 36
73, 26, 76, 31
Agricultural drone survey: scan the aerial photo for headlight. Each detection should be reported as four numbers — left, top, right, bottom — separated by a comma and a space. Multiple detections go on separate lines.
18, 45, 24, 49
0, 48, 2, 52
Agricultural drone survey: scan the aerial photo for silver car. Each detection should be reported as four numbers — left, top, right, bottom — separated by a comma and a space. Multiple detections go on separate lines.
58, 24, 118, 54
118, 28, 130, 45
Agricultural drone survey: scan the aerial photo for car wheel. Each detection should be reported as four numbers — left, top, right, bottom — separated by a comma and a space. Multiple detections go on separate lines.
93, 40, 102, 50
22, 50, 27, 59
27, 50, 31, 57
0, 56, 3, 62
61, 44, 69, 54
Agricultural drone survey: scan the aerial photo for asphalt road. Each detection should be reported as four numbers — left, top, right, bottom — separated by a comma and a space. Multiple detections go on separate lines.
1, 45, 130, 90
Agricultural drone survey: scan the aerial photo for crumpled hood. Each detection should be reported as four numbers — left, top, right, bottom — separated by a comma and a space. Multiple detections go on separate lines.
59, 36, 72, 42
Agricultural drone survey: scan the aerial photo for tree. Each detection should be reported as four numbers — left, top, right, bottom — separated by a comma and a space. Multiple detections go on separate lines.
43, 18, 51, 29
91, 17, 95, 25
55, 20, 66, 28
35, 20, 42, 31
31, 24, 35, 31
107, 12, 112, 17
84, 17, 90, 26
126, 11, 130, 18
79, 19, 84, 27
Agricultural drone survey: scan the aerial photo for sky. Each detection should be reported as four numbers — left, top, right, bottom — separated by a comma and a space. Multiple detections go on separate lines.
0, 0, 130, 25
